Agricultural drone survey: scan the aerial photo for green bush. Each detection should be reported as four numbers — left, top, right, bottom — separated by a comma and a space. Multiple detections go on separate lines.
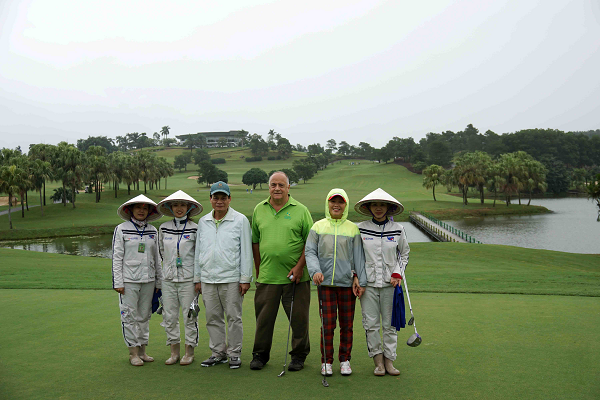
245, 156, 263, 162
211, 158, 226, 164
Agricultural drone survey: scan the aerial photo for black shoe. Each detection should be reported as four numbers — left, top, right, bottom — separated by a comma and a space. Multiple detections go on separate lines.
200, 356, 227, 367
250, 356, 265, 370
288, 359, 304, 371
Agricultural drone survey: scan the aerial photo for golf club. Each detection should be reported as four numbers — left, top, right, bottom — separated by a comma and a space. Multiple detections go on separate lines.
318, 286, 330, 387
277, 282, 296, 377
402, 272, 422, 347
187, 293, 200, 318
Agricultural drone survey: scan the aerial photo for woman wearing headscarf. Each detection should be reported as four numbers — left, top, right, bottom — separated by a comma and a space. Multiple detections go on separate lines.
157, 190, 202, 366
112, 194, 162, 366
355, 188, 409, 376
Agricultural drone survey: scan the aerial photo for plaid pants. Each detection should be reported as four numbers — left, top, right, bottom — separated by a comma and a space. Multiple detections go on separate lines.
318, 286, 356, 364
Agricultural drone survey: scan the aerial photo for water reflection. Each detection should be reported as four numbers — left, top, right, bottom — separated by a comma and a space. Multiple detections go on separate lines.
0, 222, 433, 259
1, 235, 113, 258
445, 198, 599, 254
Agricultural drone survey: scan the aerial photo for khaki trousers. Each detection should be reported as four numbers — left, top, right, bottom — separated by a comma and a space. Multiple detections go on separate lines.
119, 282, 155, 348
201, 282, 244, 358
161, 280, 199, 347
360, 285, 398, 361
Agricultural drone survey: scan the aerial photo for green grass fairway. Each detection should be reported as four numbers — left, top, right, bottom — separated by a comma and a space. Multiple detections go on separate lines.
0, 152, 547, 239
1, 291, 598, 400
0, 245, 599, 399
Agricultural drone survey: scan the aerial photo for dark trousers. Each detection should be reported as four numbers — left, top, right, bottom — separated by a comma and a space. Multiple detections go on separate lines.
252, 281, 311, 363
318, 286, 356, 364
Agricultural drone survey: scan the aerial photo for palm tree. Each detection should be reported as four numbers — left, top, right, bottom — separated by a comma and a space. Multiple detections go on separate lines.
485, 161, 504, 207
498, 152, 526, 206
30, 159, 52, 217
0, 164, 27, 229
161, 126, 170, 143
422, 164, 445, 201
28, 143, 55, 206
523, 159, 548, 205
586, 173, 600, 221
86, 146, 108, 203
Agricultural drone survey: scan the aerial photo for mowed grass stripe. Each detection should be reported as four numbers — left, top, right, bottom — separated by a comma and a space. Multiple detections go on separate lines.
1, 244, 599, 296
0, 289, 598, 400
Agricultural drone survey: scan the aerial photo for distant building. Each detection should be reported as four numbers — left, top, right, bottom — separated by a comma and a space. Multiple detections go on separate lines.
176, 131, 246, 148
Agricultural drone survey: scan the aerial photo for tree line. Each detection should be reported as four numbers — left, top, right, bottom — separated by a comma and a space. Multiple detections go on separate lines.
0, 144, 173, 229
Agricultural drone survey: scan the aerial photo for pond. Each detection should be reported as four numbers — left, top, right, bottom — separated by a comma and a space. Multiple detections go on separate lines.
0, 221, 432, 259
2, 198, 596, 257
444, 197, 599, 254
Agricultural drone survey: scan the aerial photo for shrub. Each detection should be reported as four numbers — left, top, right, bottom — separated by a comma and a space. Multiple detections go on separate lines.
211, 158, 226, 164
245, 156, 263, 162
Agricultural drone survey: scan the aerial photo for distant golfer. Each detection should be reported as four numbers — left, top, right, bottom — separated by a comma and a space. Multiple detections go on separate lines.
157, 190, 202, 366
112, 194, 162, 366
194, 181, 253, 369
305, 188, 366, 376
355, 188, 409, 376
250, 171, 313, 371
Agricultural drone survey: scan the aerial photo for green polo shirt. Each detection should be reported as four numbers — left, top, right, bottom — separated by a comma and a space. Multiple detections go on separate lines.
251, 195, 313, 284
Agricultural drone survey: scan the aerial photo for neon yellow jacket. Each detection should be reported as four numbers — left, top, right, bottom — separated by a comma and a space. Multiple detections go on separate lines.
305, 188, 366, 287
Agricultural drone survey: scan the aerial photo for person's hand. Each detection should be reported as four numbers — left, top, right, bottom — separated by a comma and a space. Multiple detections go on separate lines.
390, 276, 402, 287
352, 276, 364, 298
195, 282, 202, 294
313, 272, 324, 286
114, 287, 125, 294
239, 283, 250, 296
288, 264, 304, 284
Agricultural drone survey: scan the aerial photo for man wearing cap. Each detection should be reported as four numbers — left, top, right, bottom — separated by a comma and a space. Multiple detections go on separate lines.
194, 181, 253, 369
250, 171, 313, 371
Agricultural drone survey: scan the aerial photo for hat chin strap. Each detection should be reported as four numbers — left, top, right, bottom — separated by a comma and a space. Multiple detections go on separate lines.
169, 203, 196, 223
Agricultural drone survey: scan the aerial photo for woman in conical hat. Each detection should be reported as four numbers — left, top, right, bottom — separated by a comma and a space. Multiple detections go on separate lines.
354, 188, 409, 376
156, 190, 202, 366
112, 194, 163, 366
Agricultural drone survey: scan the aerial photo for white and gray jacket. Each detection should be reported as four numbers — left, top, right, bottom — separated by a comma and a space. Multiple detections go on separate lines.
194, 207, 253, 284
357, 219, 410, 288
112, 220, 162, 289
159, 217, 198, 283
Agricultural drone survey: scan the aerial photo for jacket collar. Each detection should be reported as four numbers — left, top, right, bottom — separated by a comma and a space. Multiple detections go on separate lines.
208, 207, 235, 222
371, 217, 389, 226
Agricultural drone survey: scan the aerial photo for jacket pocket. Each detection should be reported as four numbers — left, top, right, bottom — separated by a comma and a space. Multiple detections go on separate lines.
124, 260, 143, 281
365, 262, 376, 283
162, 262, 174, 280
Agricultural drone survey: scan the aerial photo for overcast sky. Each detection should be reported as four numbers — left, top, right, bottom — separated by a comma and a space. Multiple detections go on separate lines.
1, 0, 599, 153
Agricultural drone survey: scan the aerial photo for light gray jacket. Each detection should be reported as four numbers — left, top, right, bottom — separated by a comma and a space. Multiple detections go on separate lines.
194, 207, 253, 284
159, 218, 198, 283
112, 220, 162, 289
357, 219, 409, 288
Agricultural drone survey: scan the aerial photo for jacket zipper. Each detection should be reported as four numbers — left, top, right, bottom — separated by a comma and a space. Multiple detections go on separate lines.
331, 221, 338, 285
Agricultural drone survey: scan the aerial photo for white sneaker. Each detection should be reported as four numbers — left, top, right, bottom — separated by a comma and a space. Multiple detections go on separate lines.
340, 360, 352, 375
321, 363, 333, 376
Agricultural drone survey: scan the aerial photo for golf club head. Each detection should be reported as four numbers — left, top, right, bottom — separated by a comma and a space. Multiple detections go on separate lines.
188, 297, 200, 318
322, 379, 329, 387
278, 370, 286, 377
407, 333, 422, 347
408, 316, 414, 326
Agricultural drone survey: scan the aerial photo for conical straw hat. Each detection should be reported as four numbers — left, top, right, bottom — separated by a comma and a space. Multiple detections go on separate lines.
354, 188, 404, 216
117, 194, 162, 222
157, 190, 203, 217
